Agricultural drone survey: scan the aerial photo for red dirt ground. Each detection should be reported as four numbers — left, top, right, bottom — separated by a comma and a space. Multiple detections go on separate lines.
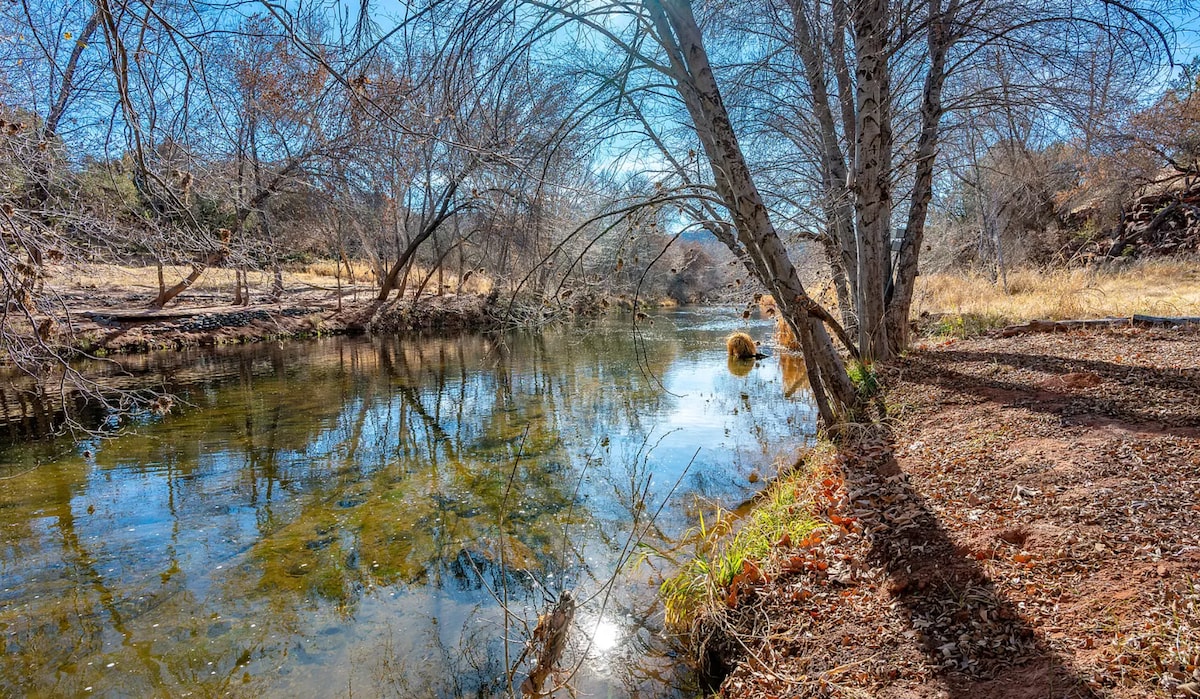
714, 326, 1200, 699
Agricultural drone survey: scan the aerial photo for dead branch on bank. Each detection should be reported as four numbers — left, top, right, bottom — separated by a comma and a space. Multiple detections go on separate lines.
996, 314, 1200, 337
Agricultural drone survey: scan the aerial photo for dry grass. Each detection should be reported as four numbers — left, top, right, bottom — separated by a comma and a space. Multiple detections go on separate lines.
60, 260, 495, 299
726, 331, 758, 359
70, 264, 278, 294
755, 296, 802, 350
296, 259, 378, 282
297, 260, 494, 295
913, 260, 1200, 323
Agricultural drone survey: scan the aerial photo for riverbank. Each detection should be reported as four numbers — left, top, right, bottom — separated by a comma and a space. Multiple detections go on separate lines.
23, 263, 503, 354
33, 259, 1200, 356
68, 294, 501, 354
694, 325, 1200, 698
38, 262, 686, 355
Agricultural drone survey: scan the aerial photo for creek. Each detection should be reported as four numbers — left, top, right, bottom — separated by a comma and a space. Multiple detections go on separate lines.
0, 309, 816, 698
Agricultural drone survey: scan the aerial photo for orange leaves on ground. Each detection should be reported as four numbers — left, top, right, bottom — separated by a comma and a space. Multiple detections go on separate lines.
797, 531, 823, 548
726, 560, 770, 609
782, 553, 829, 575
818, 474, 843, 502
829, 512, 859, 533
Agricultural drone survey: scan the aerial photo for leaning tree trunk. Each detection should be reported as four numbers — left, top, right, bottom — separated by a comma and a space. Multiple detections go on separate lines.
790, 0, 858, 336
645, 0, 860, 425
150, 250, 226, 309
376, 181, 458, 302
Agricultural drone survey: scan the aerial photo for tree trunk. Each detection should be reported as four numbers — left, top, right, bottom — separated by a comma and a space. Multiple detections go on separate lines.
44, 11, 102, 139
884, 0, 955, 354
820, 235, 854, 330
150, 251, 226, 309
455, 216, 465, 294
851, 0, 894, 361
645, 0, 859, 424
335, 256, 343, 312
270, 265, 283, 302
831, 0, 857, 156
434, 234, 445, 296
377, 181, 459, 301
790, 0, 859, 335
415, 236, 467, 305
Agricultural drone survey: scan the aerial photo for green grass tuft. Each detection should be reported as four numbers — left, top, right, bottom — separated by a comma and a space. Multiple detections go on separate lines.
847, 360, 880, 399
929, 312, 1010, 339
658, 461, 825, 628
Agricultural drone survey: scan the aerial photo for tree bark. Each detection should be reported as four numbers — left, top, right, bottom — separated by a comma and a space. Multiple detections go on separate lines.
789, 0, 859, 334
233, 269, 244, 306
851, 0, 894, 361
644, 0, 859, 424
884, 0, 955, 355
820, 234, 854, 335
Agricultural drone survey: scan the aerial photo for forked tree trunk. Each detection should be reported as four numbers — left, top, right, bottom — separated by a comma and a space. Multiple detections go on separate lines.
884, 0, 956, 354
377, 181, 459, 301
645, 0, 859, 425
150, 251, 226, 309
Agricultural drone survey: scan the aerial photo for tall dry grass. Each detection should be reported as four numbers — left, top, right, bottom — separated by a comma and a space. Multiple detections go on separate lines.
71, 264, 255, 293
914, 261, 1200, 322
296, 260, 495, 296
757, 260, 1200, 341
295, 259, 377, 283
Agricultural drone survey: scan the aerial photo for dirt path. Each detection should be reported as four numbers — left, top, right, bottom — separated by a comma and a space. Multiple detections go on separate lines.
716, 327, 1200, 698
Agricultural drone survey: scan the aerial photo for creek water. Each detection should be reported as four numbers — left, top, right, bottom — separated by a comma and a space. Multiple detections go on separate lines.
0, 309, 817, 698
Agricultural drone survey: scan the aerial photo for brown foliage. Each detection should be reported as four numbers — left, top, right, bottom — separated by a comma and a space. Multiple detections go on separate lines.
727, 356, 754, 377
779, 353, 809, 398
726, 331, 757, 359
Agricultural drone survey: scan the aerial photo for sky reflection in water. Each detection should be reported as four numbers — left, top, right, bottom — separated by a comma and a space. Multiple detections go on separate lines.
0, 309, 816, 698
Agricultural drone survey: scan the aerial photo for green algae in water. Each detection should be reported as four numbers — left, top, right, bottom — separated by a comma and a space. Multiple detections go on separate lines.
0, 310, 817, 698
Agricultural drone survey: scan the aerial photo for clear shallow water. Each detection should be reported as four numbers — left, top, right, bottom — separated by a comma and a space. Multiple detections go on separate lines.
0, 309, 816, 698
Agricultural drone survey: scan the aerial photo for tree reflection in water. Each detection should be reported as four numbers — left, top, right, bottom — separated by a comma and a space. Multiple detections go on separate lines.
0, 310, 816, 697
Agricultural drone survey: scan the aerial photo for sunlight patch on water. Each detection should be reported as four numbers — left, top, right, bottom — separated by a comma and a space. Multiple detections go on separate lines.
0, 310, 817, 698
588, 617, 622, 652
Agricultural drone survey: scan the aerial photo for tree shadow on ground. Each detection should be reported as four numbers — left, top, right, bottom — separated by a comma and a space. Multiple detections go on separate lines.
840, 426, 1100, 698
851, 343, 1200, 696
896, 348, 1200, 437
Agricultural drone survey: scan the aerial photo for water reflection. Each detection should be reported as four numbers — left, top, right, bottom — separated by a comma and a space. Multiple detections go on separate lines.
0, 310, 816, 697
